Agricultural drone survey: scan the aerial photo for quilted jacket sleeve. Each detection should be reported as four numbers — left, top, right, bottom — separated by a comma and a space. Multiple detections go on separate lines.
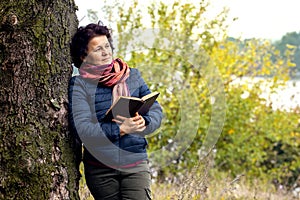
68, 76, 120, 146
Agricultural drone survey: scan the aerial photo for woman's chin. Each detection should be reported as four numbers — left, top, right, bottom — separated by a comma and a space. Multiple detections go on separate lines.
94, 61, 112, 67
102, 59, 113, 65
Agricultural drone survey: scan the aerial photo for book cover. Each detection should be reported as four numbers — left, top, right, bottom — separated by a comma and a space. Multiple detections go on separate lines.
104, 91, 160, 120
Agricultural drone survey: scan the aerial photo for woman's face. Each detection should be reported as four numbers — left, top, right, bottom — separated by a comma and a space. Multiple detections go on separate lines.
83, 35, 113, 66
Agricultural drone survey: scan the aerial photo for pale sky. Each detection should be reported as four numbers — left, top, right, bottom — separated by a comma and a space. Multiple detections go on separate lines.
74, 0, 300, 41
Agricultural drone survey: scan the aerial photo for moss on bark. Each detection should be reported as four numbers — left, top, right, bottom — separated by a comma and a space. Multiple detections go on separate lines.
0, 0, 80, 199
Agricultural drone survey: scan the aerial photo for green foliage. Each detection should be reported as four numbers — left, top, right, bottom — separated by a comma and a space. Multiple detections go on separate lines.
212, 38, 299, 187
274, 31, 300, 77
216, 84, 300, 186
87, 9, 98, 23
96, 0, 299, 188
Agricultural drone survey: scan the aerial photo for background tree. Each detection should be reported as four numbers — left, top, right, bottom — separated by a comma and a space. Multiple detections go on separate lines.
0, 0, 79, 199
274, 31, 300, 78
98, 0, 228, 179
94, 0, 299, 190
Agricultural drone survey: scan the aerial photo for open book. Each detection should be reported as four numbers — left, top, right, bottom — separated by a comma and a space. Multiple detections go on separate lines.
104, 91, 160, 120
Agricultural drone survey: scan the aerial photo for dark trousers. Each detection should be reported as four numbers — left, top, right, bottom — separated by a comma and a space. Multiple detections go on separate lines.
84, 161, 152, 200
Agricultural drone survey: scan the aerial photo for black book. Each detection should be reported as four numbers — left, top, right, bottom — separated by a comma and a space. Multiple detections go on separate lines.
104, 91, 160, 120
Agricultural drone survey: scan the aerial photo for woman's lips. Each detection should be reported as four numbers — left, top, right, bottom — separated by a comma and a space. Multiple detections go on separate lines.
102, 58, 111, 62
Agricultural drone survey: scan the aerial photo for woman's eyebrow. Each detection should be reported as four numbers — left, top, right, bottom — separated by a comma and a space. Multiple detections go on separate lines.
96, 42, 109, 48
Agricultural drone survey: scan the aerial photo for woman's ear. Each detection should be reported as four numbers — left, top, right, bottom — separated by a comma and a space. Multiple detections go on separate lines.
80, 56, 86, 62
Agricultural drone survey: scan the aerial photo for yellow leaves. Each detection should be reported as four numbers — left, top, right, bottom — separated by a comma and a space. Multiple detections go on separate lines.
286, 44, 296, 49
290, 131, 300, 137
287, 60, 296, 67
290, 132, 300, 145
209, 36, 295, 82
261, 67, 271, 75
228, 129, 235, 135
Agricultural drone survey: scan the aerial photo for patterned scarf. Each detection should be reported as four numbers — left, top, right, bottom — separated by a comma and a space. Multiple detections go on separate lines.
79, 58, 130, 103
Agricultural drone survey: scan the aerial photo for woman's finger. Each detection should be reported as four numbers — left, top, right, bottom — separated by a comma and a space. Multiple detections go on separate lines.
115, 115, 127, 121
112, 119, 123, 124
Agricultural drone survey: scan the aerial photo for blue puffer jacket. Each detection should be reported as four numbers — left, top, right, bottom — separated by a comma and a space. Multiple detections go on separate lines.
68, 68, 163, 167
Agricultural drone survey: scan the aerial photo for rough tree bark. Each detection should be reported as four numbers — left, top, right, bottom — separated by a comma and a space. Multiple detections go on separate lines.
0, 0, 80, 199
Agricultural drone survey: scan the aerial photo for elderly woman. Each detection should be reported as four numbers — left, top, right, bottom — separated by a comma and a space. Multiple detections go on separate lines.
68, 22, 162, 200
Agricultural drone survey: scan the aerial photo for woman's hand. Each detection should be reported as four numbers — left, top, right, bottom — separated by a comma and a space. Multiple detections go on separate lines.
112, 113, 146, 136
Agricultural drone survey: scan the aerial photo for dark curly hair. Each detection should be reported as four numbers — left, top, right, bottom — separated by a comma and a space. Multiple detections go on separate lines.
70, 22, 114, 68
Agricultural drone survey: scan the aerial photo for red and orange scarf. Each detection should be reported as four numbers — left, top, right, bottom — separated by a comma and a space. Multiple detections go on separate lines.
79, 58, 130, 103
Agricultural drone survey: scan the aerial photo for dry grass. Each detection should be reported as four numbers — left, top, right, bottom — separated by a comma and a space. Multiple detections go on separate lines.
79, 176, 295, 200
152, 175, 295, 200
151, 153, 295, 200
78, 156, 296, 200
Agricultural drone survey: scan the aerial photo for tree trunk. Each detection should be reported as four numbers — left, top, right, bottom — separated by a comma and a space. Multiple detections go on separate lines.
0, 0, 79, 199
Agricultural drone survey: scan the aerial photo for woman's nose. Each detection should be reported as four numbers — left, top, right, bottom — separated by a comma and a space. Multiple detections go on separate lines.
101, 49, 109, 56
